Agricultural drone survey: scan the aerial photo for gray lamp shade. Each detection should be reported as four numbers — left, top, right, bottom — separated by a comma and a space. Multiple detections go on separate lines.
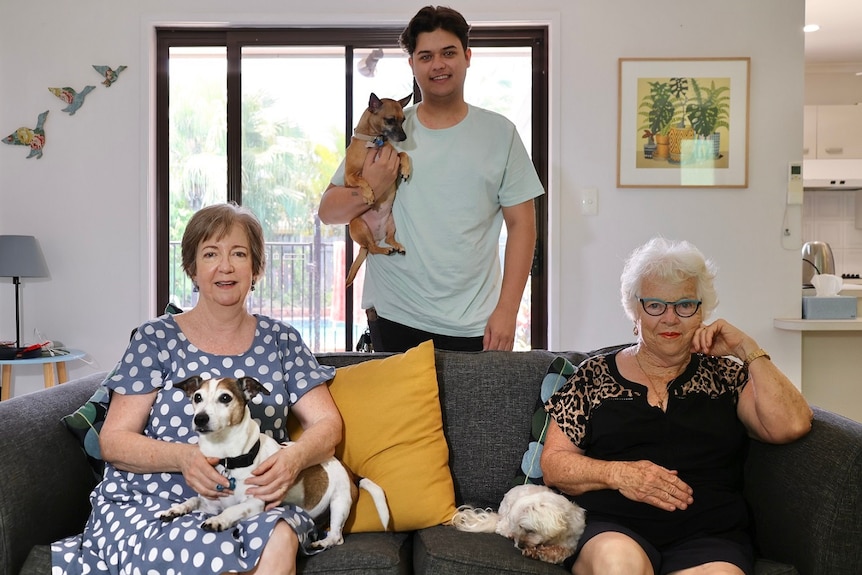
0, 235, 50, 278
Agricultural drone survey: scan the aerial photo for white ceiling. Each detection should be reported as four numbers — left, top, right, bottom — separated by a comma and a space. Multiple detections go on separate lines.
805, 0, 862, 64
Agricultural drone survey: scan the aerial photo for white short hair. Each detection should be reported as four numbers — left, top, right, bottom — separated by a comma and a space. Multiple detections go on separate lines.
620, 237, 718, 322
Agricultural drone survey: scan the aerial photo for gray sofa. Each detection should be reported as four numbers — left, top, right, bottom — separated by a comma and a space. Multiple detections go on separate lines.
1, 348, 861, 575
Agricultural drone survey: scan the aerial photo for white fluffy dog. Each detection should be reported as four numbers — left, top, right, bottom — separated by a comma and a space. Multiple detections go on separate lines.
451, 484, 586, 564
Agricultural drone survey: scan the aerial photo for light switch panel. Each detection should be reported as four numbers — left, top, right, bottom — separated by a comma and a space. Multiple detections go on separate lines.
581, 188, 598, 216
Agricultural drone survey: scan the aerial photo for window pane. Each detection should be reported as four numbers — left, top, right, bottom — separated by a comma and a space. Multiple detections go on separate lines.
467, 47, 534, 350
168, 46, 227, 310
240, 46, 347, 351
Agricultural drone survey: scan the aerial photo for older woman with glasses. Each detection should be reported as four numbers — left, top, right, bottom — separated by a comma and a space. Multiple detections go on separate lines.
541, 237, 813, 575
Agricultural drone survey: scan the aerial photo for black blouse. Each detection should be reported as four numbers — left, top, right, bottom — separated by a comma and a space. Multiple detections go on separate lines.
545, 349, 750, 548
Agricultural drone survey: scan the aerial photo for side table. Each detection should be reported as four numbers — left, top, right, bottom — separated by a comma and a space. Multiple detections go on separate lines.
0, 349, 86, 401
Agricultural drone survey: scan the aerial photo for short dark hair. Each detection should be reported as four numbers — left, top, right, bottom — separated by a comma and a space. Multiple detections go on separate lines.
181, 202, 266, 280
399, 5, 470, 55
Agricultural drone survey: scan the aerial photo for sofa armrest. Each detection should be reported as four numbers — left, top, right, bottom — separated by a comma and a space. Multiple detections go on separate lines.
0, 373, 105, 575
744, 406, 862, 575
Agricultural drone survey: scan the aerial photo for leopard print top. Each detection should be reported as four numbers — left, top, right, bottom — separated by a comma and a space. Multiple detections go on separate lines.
545, 349, 748, 450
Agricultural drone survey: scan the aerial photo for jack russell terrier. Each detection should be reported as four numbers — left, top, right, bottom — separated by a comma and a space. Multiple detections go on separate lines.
157, 376, 389, 550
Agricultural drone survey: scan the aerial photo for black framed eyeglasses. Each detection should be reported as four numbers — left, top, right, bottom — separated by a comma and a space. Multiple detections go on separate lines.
638, 297, 702, 318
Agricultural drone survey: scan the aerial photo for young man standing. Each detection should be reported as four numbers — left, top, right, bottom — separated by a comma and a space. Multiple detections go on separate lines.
318, 5, 544, 352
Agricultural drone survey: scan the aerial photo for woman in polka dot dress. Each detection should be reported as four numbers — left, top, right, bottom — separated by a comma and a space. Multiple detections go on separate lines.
52, 203, 343, 575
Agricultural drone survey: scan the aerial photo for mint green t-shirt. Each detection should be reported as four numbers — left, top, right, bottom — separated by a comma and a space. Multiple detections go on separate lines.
331, 104, 545, 337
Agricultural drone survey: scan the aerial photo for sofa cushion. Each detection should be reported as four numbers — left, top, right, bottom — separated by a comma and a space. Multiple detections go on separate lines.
432, 349, 590, 510
512, 355, 576, 487
59, 382, 110, 476
297, 532, 412, 575
410, 527, 797, 575
292, 340, 456, 533
412, 525, 567, 574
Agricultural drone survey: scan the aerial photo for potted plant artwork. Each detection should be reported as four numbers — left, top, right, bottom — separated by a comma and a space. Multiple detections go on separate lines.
642, 130, 656, 158
638, 80, 675, 160
685, 78, 730, 160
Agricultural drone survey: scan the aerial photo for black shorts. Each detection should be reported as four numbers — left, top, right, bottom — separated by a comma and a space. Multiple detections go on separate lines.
563, 521, 754, 575
366, 308, 483, 352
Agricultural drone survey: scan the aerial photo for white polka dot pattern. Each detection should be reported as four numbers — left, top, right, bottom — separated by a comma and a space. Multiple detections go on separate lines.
51, 314, 336, 573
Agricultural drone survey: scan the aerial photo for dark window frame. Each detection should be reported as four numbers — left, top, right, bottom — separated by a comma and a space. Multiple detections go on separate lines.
155, 25, 548, 348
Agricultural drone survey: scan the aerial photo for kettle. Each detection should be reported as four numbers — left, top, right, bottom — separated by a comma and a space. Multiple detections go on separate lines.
802, 241, 835, 287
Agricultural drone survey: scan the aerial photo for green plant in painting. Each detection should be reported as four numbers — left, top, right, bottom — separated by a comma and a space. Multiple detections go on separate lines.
686, 78, 730, 138
638, 80, 676, 138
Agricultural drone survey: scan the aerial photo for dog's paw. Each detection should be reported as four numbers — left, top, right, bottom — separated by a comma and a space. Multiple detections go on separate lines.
156, 508, 184, 522
201, 518, 232, 532
522, 544, 573, 565
310, 533, 344, 550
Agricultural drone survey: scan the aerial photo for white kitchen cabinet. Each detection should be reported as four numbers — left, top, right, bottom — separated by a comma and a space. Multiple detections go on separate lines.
812, 105, 862, 159
803, 105, 817, 158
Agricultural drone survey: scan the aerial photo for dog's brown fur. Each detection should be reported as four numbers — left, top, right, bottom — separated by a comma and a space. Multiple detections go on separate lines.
345, 92, 412, 287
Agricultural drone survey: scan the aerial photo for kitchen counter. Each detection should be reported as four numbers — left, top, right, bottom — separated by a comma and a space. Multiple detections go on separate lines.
773, 318, 862, 331
774, 283, 862, 331
774, 284, 862, 422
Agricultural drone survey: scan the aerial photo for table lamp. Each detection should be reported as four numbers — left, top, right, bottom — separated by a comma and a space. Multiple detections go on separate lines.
0, 235, 50, 348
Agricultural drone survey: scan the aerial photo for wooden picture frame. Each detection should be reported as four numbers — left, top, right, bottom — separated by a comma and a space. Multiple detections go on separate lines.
617, 57, 750, 188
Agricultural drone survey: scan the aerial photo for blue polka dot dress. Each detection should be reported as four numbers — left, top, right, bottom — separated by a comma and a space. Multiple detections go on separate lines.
52, 314, 337, 574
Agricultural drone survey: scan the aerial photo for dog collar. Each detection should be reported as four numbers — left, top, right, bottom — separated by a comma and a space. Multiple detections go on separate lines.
353, 131, 386, 148
221, 439, 261, 470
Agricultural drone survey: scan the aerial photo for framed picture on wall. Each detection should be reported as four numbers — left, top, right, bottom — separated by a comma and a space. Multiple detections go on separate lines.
617, 57, 750, 188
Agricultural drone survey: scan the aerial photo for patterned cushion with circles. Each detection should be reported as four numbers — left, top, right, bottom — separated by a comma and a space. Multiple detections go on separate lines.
512, 355, 576, 486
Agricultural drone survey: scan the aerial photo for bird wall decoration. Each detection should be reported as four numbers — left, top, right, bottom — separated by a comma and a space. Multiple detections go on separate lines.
2, 111, 49, 159
92, 65, 127, 87
49, 85, 96, 115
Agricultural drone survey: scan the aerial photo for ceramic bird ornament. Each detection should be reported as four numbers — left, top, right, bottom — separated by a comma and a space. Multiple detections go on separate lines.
92, 65, 127, 87
3, 111, 48, 159
49, 85, 96, 115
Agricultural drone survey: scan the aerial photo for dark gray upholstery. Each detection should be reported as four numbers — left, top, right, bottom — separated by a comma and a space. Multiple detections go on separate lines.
2, 349, 860, 575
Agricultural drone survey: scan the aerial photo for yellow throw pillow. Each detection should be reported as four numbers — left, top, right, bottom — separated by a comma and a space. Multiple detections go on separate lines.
292, 340, 456, 533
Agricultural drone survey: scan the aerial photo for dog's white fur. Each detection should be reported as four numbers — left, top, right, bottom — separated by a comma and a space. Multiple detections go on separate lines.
156, 376, 389, 550
451, 484, 586, 564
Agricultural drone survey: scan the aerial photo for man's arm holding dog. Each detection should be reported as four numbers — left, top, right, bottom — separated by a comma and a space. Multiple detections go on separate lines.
318, 147, 402, 225
484, 199, 537, 351
246, 385, 343, 510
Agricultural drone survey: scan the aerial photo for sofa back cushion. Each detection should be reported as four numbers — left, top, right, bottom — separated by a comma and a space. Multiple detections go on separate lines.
433, 349, 588, 508
314, 349, 591, 509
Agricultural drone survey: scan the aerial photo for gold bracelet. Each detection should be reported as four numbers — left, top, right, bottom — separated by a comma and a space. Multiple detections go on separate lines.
743, 348, 770, 370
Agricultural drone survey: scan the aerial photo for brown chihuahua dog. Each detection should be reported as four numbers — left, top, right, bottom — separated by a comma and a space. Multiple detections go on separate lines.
345, 92, 412, 287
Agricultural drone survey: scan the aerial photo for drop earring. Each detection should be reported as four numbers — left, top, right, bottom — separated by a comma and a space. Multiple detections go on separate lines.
633, 325, 639, 336
251, 280, 256, 292
192, 282, 199, 293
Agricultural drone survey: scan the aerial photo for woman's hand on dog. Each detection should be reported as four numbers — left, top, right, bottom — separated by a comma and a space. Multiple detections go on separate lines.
246, 449, 300, 511
612, 460, 694, 512
181, 448, 232, 498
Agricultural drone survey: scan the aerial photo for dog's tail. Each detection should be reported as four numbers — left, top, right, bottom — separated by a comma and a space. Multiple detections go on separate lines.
451, 505, 501, 533
345, 247, 369, 288
359, 477, 390, 531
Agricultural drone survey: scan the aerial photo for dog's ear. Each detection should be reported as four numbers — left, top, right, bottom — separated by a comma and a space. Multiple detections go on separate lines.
237, 376, 270, 401
174, 376, 205, 396
368, 92, 383, 113
398, 94, 412, 109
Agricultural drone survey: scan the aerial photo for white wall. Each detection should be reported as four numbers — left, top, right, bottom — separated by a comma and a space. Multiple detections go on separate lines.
0, 0, 806, 397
